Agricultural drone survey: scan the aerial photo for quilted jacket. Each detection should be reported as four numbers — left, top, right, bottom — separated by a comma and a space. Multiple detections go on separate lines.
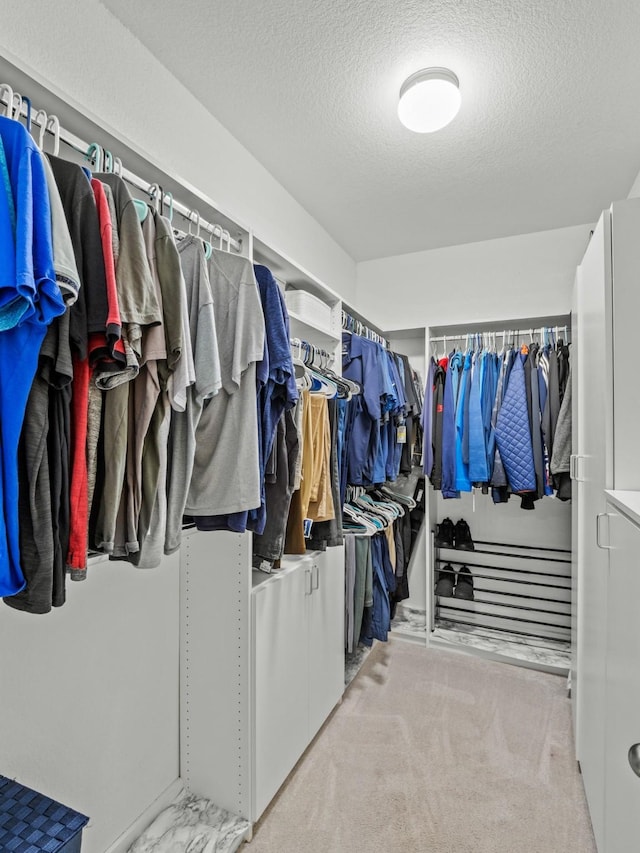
495, 352, 536, 493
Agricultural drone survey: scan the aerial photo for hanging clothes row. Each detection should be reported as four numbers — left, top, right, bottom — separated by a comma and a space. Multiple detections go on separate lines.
424, 329, 571, 509
344, 478, 424, 651
0, 104, 303, 613
341, 310, 389, 348
268, 339, 355, 567
341, 331, 424, 496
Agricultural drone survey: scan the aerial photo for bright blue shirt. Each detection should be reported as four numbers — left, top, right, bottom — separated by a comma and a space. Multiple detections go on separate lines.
0, 117, 65, 598
0, 116, 64, 330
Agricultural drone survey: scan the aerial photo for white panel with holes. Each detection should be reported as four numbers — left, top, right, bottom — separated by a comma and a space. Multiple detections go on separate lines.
180, 529, 252, 819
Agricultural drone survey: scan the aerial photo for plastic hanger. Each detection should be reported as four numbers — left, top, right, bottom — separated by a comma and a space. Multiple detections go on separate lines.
32, 109, 48, 148
188, 209, 201, 238
11, 92, 22, 121
203, 225, 214, 260
46, 115, 60, 156
133, 198, 149, 222
309, 369, 337, 398
85, 142, 104, 172
162, 190, 174, 222
148, 183, 162, 212
21, 96, 32, 131
0, 83, 14, 118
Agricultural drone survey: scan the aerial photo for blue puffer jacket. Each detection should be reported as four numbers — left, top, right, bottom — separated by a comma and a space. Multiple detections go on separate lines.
495, 352, 536, 493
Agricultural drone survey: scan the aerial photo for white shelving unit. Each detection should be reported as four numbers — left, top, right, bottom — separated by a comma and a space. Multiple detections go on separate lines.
420, 316, 573, 672
0, 59, 347, 852
287, 310, 342, 350
571, 199, 640, 852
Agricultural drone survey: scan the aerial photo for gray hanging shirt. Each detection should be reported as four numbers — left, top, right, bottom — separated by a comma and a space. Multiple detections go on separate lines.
185, 249, 264, 517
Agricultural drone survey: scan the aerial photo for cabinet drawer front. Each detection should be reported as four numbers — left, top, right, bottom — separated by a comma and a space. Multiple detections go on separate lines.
252, 566, 309, 819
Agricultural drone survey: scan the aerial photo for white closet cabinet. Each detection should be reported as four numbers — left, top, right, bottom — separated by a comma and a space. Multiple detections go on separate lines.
252, 547, 344, 818
253, 561, 310, 819
601, 493, 640, 853
181, 531, 345, 827
306, 545, 346, 739
572, 212, 612, 851
572, 197, 640, 852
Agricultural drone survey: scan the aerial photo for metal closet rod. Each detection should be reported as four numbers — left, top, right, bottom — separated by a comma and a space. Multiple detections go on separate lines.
430, 325, 570, 344
0, 85, 242, 253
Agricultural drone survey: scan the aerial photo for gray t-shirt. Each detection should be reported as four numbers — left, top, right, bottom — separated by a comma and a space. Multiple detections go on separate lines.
95, 173, 161, 330
185, 250, 264, 516
164, 236, 220, 554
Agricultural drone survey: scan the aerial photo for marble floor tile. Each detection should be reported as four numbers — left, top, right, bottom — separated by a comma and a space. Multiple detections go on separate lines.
432, 620, 571, 669
345, 646, 371, 687
390, 604, 428, 639
129, 789, 250, 853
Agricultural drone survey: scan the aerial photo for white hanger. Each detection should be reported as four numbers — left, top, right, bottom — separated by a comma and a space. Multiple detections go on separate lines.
44, 115, 60, 155
0, 83, 14, 118
11, 92, 22, 121
187, 209, 201, 238
32, 108, 48, 148
148, 183, 162, 213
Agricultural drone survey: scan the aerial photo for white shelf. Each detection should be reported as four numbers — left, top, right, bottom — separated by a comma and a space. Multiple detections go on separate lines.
288, 311, 341, 347
605, 490, 640, 527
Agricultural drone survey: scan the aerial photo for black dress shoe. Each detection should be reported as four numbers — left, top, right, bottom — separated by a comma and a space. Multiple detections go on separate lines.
435, 564, 455, 597
454, 518, 475, 550
454, 565, 474, 600
435, 517, 455, 548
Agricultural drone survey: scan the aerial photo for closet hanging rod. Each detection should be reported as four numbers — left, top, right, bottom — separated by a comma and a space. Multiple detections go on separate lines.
341, 309, 389, 349
0, 86, 242, 253
429, 325, 569, 344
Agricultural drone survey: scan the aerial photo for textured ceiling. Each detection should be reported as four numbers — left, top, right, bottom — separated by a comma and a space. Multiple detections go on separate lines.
103, 0, 640, 262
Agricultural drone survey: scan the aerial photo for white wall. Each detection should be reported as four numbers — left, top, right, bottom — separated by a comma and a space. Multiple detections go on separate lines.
628, 169, 640, 198
356, 223, 593, 330
0, 554, 180, 853
0, 0, 356, 303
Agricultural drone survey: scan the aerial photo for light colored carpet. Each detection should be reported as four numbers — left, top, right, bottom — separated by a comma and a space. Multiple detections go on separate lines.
247, 639, 596, 853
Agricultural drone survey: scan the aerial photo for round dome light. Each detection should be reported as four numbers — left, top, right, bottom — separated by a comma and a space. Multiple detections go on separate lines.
398, 67, 461, 133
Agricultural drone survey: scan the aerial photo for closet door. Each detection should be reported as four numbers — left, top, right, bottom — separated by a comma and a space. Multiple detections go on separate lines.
252, 563, 310, 820
570, 276, 580, 737
610, 200, 640, 489
574, 211, 613, 852
307, 548, 345, 741
604, 506, 640, 853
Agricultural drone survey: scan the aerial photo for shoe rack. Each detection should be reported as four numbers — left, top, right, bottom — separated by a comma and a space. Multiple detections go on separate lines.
431, 514, 571, 673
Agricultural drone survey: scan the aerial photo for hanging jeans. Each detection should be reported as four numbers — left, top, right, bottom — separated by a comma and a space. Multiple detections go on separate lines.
361, 533, 394, 646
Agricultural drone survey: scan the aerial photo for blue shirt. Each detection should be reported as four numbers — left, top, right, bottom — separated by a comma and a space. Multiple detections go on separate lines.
0, 117, 65, 598
0, 116, 64, 330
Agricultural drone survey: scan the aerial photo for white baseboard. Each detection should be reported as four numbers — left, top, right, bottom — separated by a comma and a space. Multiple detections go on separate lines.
102, 778, 185, 853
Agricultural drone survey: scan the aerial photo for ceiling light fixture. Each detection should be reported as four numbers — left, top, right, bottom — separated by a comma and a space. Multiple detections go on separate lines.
398, 67, 461, 133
